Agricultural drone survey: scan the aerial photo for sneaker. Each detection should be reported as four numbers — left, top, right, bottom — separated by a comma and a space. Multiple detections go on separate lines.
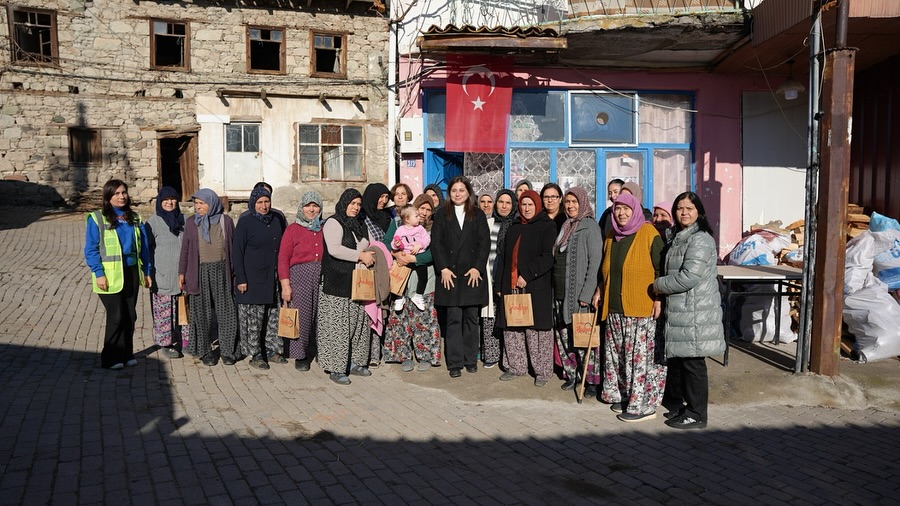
269, 353, 288, 364
483, 361, 497, 369
249, 355, 270, 370
108, 363, 125, 370
393, 297, 406, 311
330, 372, 351, 385
411, 294, 426, 311
617, 411, 657, 422
295, 359, 311, 371
400, 360, 415, 372
162, 347, 183, 359
534, 378, 548, 387
665, 415, 707, 430
609, 402, 625, 413
416, 362, 432, 372
125, 359, 138, 367
499, 371, 517, 381
349, 364, 372, 377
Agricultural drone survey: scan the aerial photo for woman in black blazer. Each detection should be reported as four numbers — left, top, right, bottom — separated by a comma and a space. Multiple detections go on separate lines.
431, 176, 490, 378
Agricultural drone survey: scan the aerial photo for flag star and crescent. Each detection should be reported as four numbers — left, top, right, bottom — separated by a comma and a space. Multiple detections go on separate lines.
445, 54, 513, 154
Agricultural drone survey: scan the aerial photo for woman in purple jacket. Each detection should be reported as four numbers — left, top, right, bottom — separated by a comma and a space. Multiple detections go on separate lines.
179, 188, 238, 366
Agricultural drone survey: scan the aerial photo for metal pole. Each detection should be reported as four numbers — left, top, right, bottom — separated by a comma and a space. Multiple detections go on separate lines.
796, 2, 823, 374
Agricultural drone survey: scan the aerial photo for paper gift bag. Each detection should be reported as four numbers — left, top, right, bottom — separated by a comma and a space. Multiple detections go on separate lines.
177, 295, 189, 326
503, 290, 534, 327
571, 311, 600, 348
278, 305, 300, 339
389, 264, 412, 296
351, 268, 376, 301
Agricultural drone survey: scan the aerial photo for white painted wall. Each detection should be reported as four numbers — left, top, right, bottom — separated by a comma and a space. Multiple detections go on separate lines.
741, 91, 808, 231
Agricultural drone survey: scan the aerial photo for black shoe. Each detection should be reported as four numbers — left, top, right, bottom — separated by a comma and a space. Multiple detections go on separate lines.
666, 414, 707, 430
269, 353, 288, 364
664, 408, 684, 420
330, 372, 351, 385
349, 364, 372, 377
295, 359, 311, 371
162, 347, 183, 359
465, 364, 477, 373
249, 355, 269, 370
449, 369, 462, 378
222, 356, 236, 366
201, 356, 217, 366
561, 379, 577, 391
584, 385, 598, 398
609, 402, 625, 413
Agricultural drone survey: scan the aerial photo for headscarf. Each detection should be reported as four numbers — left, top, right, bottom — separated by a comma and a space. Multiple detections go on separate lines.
155, 186, 184, 236
295, 191, 323, 232
611, 192, 646, 241
191, 188, 223, 243
248, 186, 273, 224
517, 190, 543, 224
554, 187, 594, 255
492, 189, 518, 253
514, 179, 533, 192
423, 183, 445, 208
333, 188, 367, 240
362, 183, 392, 232
620, 181, 644, 205
652, 201, 674, 225
412, 194, 435, 233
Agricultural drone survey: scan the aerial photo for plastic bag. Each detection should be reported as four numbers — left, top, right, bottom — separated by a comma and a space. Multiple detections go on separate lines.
737, 284, 796, 343
843, 279, 900, 363
844, 232, 878, 295
868, 213, 900, 290
728, 230, 792, 266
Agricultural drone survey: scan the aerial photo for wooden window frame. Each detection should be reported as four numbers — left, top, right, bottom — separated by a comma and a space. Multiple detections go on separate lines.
8, 6, 58, 66
296, 123, 365, 182
68, 127, 102, 167
246, 25, 286, 75
150, 18, 190, 72
309, 30, 347, 79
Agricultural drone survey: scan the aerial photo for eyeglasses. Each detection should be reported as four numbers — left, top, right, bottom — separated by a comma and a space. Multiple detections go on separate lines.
542, 195, 560, 201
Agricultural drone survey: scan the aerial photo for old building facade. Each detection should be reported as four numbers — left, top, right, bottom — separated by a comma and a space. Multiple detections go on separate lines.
1, 0, 389, 209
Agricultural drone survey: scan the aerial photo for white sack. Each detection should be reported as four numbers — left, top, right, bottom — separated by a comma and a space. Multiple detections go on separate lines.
844, 279, 900, 363
728, 230, 792, 266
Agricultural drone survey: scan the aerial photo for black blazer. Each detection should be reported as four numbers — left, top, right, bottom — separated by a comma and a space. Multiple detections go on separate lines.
431, 205, 490, 307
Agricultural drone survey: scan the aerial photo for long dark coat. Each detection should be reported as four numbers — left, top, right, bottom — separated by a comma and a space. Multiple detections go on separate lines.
431, 205, 490, 307
496, 212, 557, 330
232, 213, 285, 305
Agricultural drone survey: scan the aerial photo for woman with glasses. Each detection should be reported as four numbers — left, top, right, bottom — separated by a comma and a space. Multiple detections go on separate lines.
540, 183, 567, 232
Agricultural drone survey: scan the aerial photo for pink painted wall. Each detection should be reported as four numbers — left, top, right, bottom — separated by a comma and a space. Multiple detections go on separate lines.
399, 59, 780, 257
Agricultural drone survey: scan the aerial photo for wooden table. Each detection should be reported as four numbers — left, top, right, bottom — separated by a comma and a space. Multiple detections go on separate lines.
718, 264, 803, 366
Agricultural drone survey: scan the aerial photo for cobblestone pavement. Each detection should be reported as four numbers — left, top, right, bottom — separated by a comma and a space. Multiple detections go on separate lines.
1, 208, 898, 505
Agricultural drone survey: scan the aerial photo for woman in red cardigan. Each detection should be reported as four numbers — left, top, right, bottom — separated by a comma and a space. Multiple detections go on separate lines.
278, 191, 324, 371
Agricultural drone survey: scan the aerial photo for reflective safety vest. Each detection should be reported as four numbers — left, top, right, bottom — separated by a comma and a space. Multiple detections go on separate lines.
86, 210, 145, 294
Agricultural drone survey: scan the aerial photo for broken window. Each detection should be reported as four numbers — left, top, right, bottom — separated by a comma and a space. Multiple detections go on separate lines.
9, 6, 58, 65
151, 19, 189, 71
69, 128, 101, 166
298, 124, 363, 181
310, 32, 346, 78
247, 27, 285, 74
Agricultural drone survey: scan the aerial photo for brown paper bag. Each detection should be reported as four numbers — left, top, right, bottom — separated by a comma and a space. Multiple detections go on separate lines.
571, 311, 600, 348
389, 264, 412, 296
351, 268, 376, 301
177, 295, 189, 326
503, 291, 534, 327
278, 305, 300, 339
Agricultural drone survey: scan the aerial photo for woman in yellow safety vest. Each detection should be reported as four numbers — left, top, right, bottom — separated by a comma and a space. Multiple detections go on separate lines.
84, 179, 152, 370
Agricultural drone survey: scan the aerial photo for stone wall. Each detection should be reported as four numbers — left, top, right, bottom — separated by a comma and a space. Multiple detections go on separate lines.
0, 0, 389, 205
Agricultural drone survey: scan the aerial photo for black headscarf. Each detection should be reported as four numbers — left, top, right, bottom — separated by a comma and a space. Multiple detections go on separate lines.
361, 183, 392, 232
423, 183, 446, 209
155, 186, 184, 236
333, 188, 367, 240
492, 188, 518, 253
248, 186, 273, 224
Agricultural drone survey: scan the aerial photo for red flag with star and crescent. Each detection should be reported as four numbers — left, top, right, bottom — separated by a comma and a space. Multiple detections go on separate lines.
445, 54, 513, 154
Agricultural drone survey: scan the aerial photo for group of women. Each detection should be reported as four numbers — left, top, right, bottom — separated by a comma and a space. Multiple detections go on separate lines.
86, 175, 723, 429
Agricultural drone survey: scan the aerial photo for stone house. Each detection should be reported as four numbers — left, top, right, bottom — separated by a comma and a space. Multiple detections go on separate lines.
0, 0, 389, 210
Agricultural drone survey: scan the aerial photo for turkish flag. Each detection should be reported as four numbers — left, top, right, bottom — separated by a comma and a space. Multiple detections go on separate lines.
445, 54, 513, 154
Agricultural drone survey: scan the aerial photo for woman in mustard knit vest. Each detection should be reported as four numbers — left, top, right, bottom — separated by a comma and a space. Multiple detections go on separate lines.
593, 192, 666, 422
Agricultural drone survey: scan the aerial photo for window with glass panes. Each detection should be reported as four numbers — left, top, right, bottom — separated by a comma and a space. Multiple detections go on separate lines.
225, 124, 259, 152
297, 124, 363, 182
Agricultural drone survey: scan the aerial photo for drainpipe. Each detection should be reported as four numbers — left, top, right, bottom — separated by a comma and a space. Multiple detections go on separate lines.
809, 0, 856, 376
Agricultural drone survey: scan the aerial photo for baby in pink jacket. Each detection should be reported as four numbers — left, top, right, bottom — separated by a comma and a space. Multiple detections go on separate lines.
391, 205, 430, 311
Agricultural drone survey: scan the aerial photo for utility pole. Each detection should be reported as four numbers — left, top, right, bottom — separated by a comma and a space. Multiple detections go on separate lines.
810, 0, 856, 376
